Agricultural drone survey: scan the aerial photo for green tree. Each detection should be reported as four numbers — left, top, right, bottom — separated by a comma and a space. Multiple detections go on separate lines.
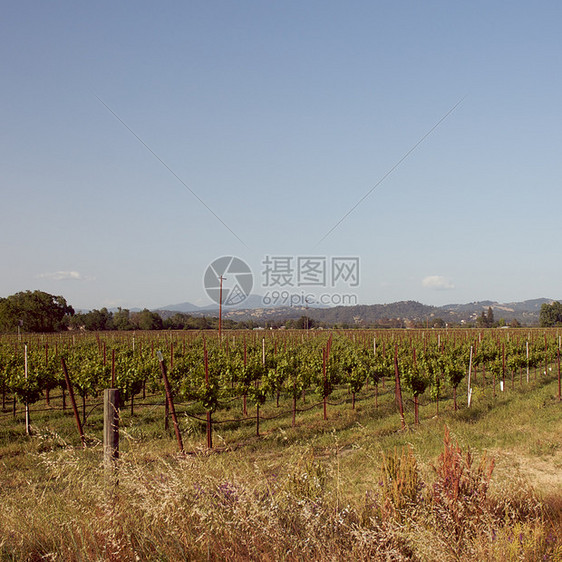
286, 315, 316, 329
486, 306, 494, 328
132, 309, 163, 330
431, 318, 446, 328
476, 307, 495, 328
539, 301, 562, 327
0, 290, 74, 332
163, 313, 191, 330
113, 308, 133, 330
70, 308, 113, 331
476, 312, 486, 328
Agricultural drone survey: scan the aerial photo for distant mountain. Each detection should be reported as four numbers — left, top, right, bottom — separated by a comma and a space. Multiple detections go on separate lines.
157, 301, 203, 313
437, 298, 554, 325
155, 294, 324, 315
210, 298, 557, 326
213, 300, 438, 326
441, 300, 496, 313
151, 297, 557, 327
307, 301, 438, 327
224, 305, 308, 323
501, 298, 553, 313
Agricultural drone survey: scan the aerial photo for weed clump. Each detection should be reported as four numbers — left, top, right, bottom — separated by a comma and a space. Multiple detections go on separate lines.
378, 445, 422, 523
360, 427, 560, 561
430, 426, 495, 548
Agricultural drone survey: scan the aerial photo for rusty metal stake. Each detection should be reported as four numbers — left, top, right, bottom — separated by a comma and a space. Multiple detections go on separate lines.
157, 350, 184, 453
61, 357, 86, 447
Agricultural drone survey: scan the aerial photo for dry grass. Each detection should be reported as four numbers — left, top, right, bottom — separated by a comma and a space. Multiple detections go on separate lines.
1, 426, 560, 561
1, 370, 562, 560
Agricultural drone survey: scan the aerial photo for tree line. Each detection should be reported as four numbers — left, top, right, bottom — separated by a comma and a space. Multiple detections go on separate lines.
4, 290, 555, 333
69, 308, 257, 331
0, 290, 261, 333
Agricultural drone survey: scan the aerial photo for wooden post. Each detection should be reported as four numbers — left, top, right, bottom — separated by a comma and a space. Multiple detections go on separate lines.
104, 389, 119, 471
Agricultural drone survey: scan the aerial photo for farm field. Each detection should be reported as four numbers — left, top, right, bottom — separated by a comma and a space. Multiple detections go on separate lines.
1, 329, 561, 561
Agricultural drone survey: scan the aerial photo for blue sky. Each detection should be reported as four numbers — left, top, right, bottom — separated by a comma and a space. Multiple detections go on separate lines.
1, 1, 561, 311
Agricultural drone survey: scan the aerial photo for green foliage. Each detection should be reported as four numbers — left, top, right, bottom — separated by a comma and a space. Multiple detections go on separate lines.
115, 350, 145, 401
476, 306, 496, 328
539, 301, 562, 327
3, 351, 42, 404
132, 309, 163, 330
284, 315, 318, 329
402, 355, 429, 398
369, 352, 393, 387
112, 308, 134, 331
281, 351, 307, 399
429, 355, 443, 401
444, 356, 465, 389
0, 290, 74, 333
9, 371, 43, 405
339, 346, 366, 395
69, 308, 113, 331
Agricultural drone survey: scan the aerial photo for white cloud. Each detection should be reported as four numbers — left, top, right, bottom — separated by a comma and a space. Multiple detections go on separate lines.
38, 271, 91, 281
422, 275, 455, 290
